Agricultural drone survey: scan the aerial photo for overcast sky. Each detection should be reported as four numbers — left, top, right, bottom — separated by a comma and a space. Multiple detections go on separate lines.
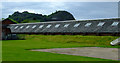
1, 2, 118, 20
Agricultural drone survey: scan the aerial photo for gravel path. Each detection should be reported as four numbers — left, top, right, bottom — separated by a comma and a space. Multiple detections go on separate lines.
31, 47, 118, 60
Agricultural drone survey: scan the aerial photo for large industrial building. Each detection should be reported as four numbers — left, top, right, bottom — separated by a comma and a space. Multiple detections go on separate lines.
2, 18, 120, 40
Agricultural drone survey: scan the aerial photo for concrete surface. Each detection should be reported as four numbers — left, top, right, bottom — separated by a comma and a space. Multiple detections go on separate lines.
31, 47, 119, 60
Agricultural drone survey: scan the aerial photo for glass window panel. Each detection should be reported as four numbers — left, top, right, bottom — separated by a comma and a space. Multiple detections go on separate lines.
74, 23, 80, 27
64, 24, 69, 27
26, 26, 30, 29
39, 25, 44, 28
85, 23, 92, 27
55, 24, 60, 28
97, 22, 105, 26
111, 22, 119, 26
20, 26, 24, 29
14, 26, 18, 29
32, 25, 37, 28
46, 25, 52, 28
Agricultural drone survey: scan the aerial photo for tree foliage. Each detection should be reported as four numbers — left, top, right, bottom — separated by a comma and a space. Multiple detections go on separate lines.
8, 10, 75, 23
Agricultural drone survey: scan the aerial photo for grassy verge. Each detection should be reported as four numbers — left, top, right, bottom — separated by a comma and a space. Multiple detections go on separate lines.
2, 35, 119, 61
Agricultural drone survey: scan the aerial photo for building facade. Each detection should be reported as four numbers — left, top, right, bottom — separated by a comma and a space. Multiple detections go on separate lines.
8, 18, 120, 36
2, 18, 18, 40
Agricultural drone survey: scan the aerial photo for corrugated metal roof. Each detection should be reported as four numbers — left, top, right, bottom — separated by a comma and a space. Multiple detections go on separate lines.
9, 18, 120, 34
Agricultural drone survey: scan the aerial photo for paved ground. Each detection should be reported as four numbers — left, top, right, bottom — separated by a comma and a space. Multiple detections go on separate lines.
31, 47, 118, 60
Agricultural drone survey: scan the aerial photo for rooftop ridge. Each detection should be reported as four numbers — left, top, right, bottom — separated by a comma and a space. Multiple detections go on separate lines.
11, 18, 120, 25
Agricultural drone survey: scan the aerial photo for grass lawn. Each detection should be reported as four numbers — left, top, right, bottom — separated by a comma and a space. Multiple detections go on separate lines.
2, 35, 119, 61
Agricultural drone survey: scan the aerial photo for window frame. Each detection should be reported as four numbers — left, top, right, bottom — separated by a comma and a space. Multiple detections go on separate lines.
85, 23, 92, 27
55, 24, 60, 28
20, 26, 24, 29
26, 25, 30, 29
32, 25, 37, 29
14, 26, 19, 29
64, 24, 70, 28
46, 24, 52, 28
111, 22, 119, 26
97, 22, 105, 26
74, 23, 80, 27
39, 25, 44, 28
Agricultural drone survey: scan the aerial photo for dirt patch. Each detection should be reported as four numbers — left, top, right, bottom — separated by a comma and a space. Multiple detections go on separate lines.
30, 47, 118, 60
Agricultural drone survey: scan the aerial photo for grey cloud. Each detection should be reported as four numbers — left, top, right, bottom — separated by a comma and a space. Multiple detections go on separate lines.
63, 2, 118, 19
2, 2, 118, 20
